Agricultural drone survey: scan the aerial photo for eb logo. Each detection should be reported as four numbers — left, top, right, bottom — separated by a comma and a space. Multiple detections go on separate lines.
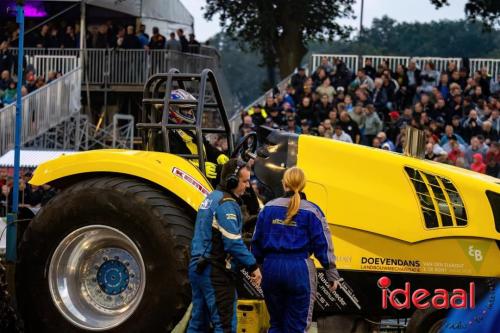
468, 246, 483, 262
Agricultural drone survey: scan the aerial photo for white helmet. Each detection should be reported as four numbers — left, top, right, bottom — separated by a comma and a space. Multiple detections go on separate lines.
169, 89, 197, 124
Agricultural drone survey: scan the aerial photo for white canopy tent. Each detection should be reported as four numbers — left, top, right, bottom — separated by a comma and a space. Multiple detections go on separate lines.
38, 0, 194, 36
0, 149, 75, 168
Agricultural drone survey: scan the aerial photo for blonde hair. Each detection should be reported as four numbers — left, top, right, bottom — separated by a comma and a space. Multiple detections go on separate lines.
283, 167, 306, 225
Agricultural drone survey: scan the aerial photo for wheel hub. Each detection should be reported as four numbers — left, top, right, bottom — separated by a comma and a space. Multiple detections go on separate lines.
97, 259, 129, 295
48, 225, 146, 330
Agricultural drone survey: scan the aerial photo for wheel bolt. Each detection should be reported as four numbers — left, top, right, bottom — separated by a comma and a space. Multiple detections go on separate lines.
103, 256, 108, 261
114, 256, 119, 260
124, 261, 129, 266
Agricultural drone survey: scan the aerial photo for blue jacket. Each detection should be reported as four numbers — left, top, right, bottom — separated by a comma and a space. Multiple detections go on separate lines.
251, 193, 340, 281
190, 190, 257, 272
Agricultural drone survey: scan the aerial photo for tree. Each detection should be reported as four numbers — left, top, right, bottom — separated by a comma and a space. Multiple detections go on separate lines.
431, 0, 500, 28
204, 0, 355, 78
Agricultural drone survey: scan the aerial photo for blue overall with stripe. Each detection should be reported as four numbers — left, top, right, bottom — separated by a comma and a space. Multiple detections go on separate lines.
251, 193, 339, 333
188, 190, 257, 333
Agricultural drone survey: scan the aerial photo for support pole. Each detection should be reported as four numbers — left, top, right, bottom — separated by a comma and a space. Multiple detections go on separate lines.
6, 0, 25, 263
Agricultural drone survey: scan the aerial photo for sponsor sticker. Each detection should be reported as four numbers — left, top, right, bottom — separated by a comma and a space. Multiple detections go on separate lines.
172, 167, 210, 196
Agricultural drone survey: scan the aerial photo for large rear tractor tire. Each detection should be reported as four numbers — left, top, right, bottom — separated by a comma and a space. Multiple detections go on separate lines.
16, 176, 195, 332
406, 308, 447, 333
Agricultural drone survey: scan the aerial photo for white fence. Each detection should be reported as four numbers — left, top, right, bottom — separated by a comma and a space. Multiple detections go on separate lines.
33, 55, 80, 79
10, 48, 219, 85
311, 54, 499, 77
311, 54, 359, 74
0, 67, 82, 155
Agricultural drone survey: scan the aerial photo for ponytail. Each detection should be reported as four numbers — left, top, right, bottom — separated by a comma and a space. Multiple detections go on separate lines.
282, 167, 306, 225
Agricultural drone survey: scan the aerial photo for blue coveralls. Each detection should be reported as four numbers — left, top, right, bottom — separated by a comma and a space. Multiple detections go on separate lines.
188, 190, 257, 333
251, 193, 339, 333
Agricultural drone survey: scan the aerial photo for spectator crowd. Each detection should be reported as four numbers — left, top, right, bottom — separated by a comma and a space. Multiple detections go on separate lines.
0, 168, 56, 216
0, 20, 202, 108
239, 56, 500, 177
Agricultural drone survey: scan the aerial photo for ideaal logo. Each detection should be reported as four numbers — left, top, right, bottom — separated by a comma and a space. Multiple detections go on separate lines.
377, 276, 475, 310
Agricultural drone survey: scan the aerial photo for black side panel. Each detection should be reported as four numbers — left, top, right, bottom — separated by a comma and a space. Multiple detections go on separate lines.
253, 128, 298, 199
486, 190, 500, 233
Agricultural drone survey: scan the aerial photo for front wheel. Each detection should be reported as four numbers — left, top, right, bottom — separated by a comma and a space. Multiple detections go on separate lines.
16, 176, 195, 332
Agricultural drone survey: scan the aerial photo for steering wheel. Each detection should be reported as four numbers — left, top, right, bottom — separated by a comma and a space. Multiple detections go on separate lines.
232, 132, 258, 161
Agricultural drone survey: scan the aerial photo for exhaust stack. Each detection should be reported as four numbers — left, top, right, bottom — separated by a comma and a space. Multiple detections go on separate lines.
403, 127, 426, 159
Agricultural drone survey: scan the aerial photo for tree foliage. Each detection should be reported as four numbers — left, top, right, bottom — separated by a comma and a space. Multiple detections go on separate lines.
431, 0, 500, 28
204, 0, 356, 77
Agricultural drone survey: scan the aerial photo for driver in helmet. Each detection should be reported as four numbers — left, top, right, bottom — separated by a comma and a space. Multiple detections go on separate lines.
159, 89, 229, 182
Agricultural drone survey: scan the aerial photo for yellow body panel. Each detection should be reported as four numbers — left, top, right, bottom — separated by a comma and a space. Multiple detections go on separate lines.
30, 149, 212, 210
298, 135, 500, 243
297, 135, 500, 278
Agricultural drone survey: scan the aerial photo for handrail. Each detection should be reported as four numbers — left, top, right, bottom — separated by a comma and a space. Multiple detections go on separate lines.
0, 67, 82, 155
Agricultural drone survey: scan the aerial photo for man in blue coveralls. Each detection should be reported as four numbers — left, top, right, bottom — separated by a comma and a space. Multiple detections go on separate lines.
188, 158, 262, 333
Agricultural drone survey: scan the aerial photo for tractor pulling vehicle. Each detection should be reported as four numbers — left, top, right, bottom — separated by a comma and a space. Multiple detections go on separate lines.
8, 69, 500, 332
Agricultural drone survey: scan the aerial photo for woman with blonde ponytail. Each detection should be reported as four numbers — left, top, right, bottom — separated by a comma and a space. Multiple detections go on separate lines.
251, 166, 340, 332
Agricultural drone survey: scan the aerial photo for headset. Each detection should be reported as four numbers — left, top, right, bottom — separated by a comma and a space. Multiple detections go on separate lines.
226, 159, 246, 190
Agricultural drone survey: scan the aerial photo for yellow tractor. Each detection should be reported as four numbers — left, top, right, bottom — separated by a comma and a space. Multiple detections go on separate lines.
14, 69, 500, 332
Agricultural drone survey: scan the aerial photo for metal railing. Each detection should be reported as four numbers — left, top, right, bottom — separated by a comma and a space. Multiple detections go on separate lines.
0, 67, 82, 155
10, 48, 219, 85
311, 54, 499, 77
311, 54, 359, 74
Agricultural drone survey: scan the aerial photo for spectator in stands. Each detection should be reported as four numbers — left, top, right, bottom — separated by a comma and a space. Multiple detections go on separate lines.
349, 104, 365, 130
35, 25, 50, 48
382, 71, 398, 109
482, 120, 498, 144
485, 142, 500, 177
2, 80, 16, 105
188, 34, 201, 53
465, 136, 488, 165
332, 123, 353, 143
25, 70, 36, 93
395, 64, 409, 107
248, 104, 268, 127
300, 119, 313, 135
284, 116, 301, 134
420, 61, 439, 93
376, 131, 395, 151
0, 70, 11, 91
291, 67, 307, 91
491, 74, 500, 95
372, 78, 388, 115
176, 29, 189, 52
0, 40, 13, 74
61, 25, 77, 48
339, 111, 361, 144
47, 27, 61, 48
363, 104, 383, 146
352, 68, 374, 93
319, 57, 334, 76
406, 59, 421, 102
462, 110, 483, 140
166, 32, 182, 51
137, 24, 149, 48
149, 27, 166, 49
297, 96, 314, 124
470, 153, 486, 174
122, 25, 142, 49
314, 94, 331, 124
115, 27, 126, 48
90, 24, 113, 49
363, 58, 376, 79
316, 77, 335, 102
